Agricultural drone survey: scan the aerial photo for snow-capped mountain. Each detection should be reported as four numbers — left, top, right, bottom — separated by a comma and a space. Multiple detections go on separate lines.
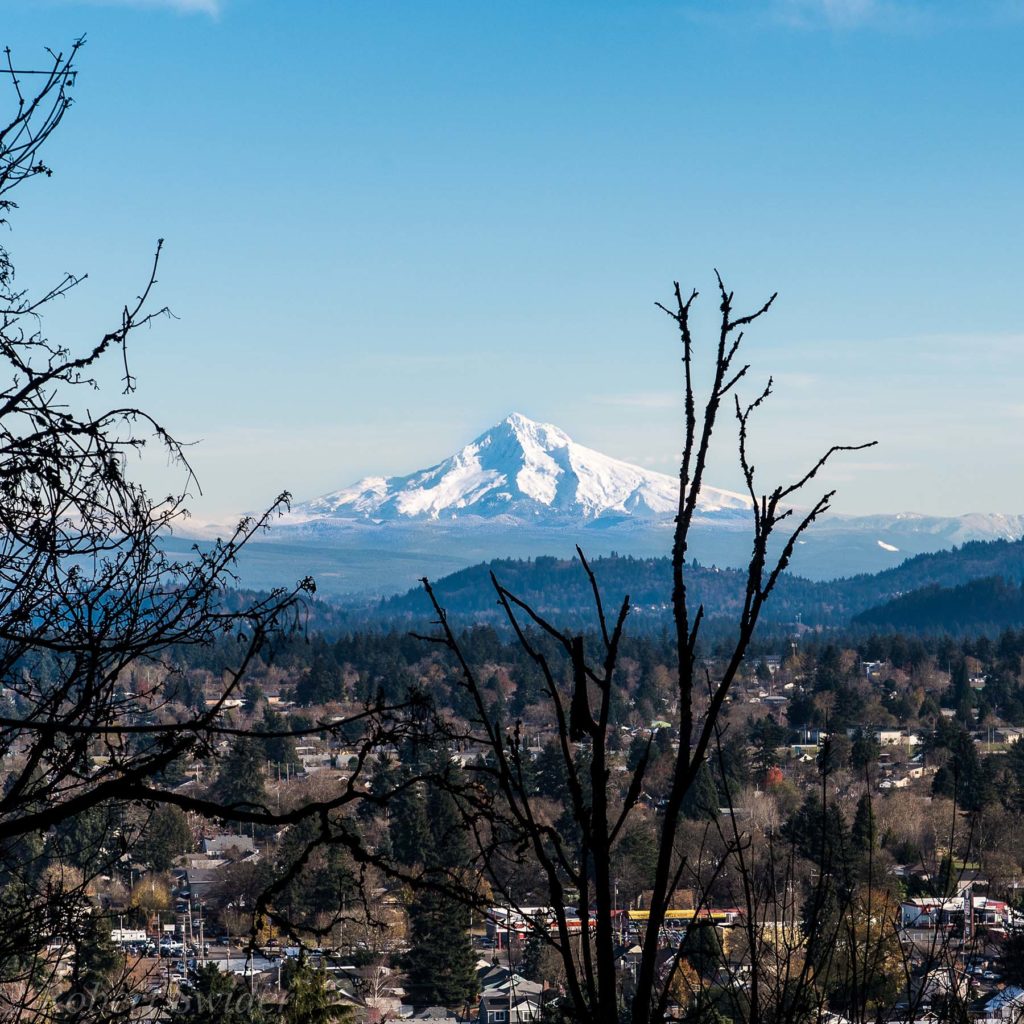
293, 413, 751, 525
177, 414, 1024, 598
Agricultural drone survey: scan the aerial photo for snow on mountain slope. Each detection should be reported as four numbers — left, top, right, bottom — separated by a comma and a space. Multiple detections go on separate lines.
176, 414, 1024, 592
294, 413, 751, 524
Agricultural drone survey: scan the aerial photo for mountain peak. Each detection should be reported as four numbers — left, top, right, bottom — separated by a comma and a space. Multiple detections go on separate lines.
501, 411, 536, 428
296, 415, 752, 523
492, 411, 571, 448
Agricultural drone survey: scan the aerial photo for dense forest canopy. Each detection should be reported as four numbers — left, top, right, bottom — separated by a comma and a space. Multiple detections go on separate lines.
373, 538, 1024, 636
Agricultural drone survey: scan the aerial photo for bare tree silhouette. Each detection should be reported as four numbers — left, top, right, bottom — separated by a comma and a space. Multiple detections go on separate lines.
0, 41, 425, 1021
416, 275, 877, 1024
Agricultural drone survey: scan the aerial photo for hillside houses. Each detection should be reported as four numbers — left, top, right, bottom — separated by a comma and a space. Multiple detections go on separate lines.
477, 965, 545, 1024
900, 892, 1014, 933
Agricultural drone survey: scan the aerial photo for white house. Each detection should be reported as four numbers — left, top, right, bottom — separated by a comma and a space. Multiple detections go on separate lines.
478, 976, 544, 1024
980, 986, 1024, 1023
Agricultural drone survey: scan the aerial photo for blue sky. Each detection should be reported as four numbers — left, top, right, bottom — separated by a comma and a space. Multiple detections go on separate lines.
4, 0, 1024, 519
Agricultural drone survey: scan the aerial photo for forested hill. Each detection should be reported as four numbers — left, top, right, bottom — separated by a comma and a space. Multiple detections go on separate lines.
383, 556, 831, 630
378, 537, 1024, 633
852, 575, 1024, 632
853, 537, 1024, 595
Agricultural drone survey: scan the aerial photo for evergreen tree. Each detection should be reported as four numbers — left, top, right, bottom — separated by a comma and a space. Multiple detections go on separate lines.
521, 932, 545, 982
931, 727, 992, 811
509, 664, 546, 719
555, 746, 593, 850
50, 802, 121, 874
163, 667, 207, 712
282, 953, 353, 1024
56, 910, 124, 1022
425, 760, 468, 867
626, 732, 654, 773
786, 688, 819, 729
612, 822, 659, 903
816, 732, 852, 778
137, 804, 194, 872
508, 734, 539, 795
800, 871, 846, 976
294, 652, 345, 706
171, 962, 265, 1024
488, 673, 508, 726
850, 792, 877, 883
749, 715, 786, 781
850, 793, 876, 855
243, 681, 263, 713
885, 688, 917, 723
211, 737, 267, 811
1000, 931, 1024, 987
711, 733, 750, 800
275, 816, 357, 929
404, 885, 479, 1009
681, 761, 719, 821
950, 659, 975, 723
814, 645, 844, 692
359, 753, 397, 821
679, 922, 722, 978
389, 778, 431, 867
920, 693, 942, 721
258, 707, 299, 769
849, 728, 881, 776
784, 792, 853, 892
1006, 737, 1024, 809
535, 740, 571, 802
404, 757, 479, 1010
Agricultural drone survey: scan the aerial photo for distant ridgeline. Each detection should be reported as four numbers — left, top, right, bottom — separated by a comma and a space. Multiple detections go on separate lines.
377, 537, 1024, 636
852, 575, 1024, 633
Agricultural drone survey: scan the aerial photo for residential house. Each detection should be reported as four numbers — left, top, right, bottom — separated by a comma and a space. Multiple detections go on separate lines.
410, 1008, 467, 1024
294, 744, 332, 772
980, 986, 1024, 1023
876, 729, 906, 746
900, 892, 1009, 932
478, 976, 544, 1024
202, 834, 255, 857
997, 727, 1024, 746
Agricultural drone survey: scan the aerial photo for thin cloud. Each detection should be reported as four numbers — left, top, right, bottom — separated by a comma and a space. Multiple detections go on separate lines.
775, 0, 882, 28
60, 0, 221, 15
770, 0, 1024, 30
593, 391, 679, 410
771, 0, 914, 29
685, 0, 1012, 32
